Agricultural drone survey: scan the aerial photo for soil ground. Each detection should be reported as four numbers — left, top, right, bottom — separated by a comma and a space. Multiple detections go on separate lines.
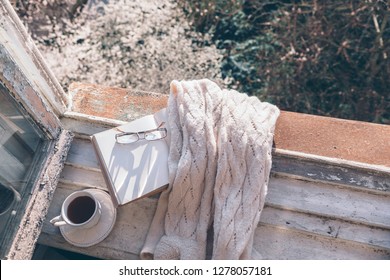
15, 0, 225, 93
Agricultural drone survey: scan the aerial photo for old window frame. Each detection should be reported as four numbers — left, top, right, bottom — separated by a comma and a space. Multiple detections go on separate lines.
0, 0, 72, 259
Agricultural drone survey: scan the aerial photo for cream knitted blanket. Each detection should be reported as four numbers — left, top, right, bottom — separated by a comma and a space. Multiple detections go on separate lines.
141, 79, 280, 260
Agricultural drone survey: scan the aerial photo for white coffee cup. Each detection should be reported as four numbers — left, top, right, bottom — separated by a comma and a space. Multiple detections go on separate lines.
50, 190, 102, 229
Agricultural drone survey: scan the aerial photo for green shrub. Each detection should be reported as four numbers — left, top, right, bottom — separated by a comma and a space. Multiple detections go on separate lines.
181, 0, 390, 124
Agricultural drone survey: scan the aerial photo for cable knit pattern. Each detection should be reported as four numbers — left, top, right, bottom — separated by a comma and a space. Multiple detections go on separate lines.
140, 79, 280, 260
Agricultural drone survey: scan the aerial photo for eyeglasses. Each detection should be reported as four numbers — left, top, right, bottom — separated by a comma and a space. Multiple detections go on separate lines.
115, 122, 167, 144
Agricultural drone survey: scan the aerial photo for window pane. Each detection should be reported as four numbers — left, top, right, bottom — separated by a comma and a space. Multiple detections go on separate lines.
0, 83, 48, 257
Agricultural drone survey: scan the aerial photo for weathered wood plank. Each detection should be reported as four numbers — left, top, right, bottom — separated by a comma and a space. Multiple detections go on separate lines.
59, 163, 106, 189
66, 138, 100, 169
272, 152, 390, 192
267, 176, 390, 229
254, 225, 390, 260
60, 112, 124, 138
260, 206, 390, 250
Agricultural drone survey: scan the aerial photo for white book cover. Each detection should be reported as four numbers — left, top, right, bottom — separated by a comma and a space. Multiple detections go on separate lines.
91, 109, 169, 207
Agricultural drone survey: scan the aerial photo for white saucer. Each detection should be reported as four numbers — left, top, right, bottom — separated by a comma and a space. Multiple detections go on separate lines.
60, 189, 117, 247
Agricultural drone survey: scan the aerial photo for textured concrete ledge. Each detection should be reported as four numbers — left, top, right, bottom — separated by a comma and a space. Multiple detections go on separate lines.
274, 111, 390, 168
68, 82, 390, 168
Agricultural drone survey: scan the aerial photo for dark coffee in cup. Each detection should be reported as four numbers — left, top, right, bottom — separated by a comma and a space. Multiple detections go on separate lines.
67, 196, 96, 224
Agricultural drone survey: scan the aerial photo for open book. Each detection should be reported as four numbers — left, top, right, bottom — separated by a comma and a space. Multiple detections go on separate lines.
91, 109, 169, 207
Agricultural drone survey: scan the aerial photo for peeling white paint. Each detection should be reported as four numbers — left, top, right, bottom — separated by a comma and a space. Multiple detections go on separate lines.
0, 44, 60, 138
327, 175, 342, 181
0, 1, 68, 115
359, 176, 376, 189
